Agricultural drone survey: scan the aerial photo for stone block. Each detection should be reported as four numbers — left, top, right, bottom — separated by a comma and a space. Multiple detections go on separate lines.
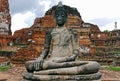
22, 72, 101, 81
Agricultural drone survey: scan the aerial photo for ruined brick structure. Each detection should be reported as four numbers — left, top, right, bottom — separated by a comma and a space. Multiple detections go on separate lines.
0, 0, 11, 35
13, 3, 120, 56
109, 30, 120, 52
11, 48, 39, 65
110, 30, 120, 46
91, 29, 120, 54
0, 0, 12, 48
13, 28, 29, 44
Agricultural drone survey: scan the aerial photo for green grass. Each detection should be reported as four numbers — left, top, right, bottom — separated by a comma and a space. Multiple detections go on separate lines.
0, 50, 16, 53
109, 51, 120, 54
106, 66, 120, 71
0, 66, 11, 71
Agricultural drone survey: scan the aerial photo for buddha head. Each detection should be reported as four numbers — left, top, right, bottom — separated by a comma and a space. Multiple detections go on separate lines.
54, 2, 67, 27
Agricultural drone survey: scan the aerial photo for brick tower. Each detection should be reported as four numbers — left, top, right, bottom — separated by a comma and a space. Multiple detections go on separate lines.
0, 0, 12, 47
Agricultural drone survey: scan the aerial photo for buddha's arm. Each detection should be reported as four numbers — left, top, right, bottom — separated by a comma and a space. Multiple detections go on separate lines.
38, 31, 52, 60
33, 31, 52, 70
72, 29, 79, 58
64, 29, 79, 61
62, 30, 79, 62
25, 31, 52, 72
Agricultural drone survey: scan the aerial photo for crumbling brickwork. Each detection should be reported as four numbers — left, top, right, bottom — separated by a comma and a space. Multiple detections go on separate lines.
0, 0, 12, 48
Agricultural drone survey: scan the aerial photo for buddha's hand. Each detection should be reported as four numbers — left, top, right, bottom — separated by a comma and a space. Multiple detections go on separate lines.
73, 49, 79, 59
33, 57, 44, 71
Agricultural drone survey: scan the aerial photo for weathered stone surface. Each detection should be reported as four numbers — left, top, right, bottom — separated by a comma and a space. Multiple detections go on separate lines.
22, 72, 101, 81
65, 15, 82, 28
33, 61, 99, 75
11, 48, 39, 65
0, 56, 9, 61
0, 34, 12, 47
13, 28, 29, 44
0, 0, 11, 35
91, 32, 109, 46
0, 0, 12, 48
0, 56, 10, 67
32, 15, 56, 28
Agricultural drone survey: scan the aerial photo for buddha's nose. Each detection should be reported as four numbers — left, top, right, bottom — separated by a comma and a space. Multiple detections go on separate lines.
58, 16, 62, 20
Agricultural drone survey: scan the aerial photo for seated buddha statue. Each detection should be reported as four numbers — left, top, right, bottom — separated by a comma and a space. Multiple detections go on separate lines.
23, 2, 101, 81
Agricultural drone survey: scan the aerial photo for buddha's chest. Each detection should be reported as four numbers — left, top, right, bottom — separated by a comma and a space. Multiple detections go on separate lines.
51, 27, 71, 46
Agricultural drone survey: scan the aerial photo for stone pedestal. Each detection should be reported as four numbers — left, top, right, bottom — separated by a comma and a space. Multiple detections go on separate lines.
22, 72, 101, 81
21, 79, 101, 81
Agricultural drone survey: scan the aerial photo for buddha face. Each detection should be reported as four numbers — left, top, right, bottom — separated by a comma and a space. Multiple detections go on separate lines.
55, 8, 67, 27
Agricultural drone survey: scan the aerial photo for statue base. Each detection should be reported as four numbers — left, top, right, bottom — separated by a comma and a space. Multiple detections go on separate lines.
21, 79, 101, 81
22, 72, 101, 81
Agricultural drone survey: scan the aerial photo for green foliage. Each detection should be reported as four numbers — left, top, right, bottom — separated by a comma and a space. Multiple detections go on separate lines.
109, 51, 120, 54
0, 50, 16, 54
14, 44, 28, 48
103, 30, 109, 32
106, 66, 120, 71
0, 66, 11, 71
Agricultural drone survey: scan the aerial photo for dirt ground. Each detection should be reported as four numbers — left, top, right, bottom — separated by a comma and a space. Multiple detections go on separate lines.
0, 66, 26, 81
0, 66, 120, 81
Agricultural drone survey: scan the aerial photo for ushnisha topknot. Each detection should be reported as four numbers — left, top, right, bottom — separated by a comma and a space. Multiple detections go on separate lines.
54, 1, 67, 18
57, 1, 63, 7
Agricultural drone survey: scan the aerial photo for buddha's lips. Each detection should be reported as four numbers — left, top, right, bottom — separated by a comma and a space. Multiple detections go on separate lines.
58, 20, 63, 23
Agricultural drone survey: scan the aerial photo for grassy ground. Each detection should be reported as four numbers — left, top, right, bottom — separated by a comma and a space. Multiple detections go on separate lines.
106, 66, 120, 71
0, 66, 11, 71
